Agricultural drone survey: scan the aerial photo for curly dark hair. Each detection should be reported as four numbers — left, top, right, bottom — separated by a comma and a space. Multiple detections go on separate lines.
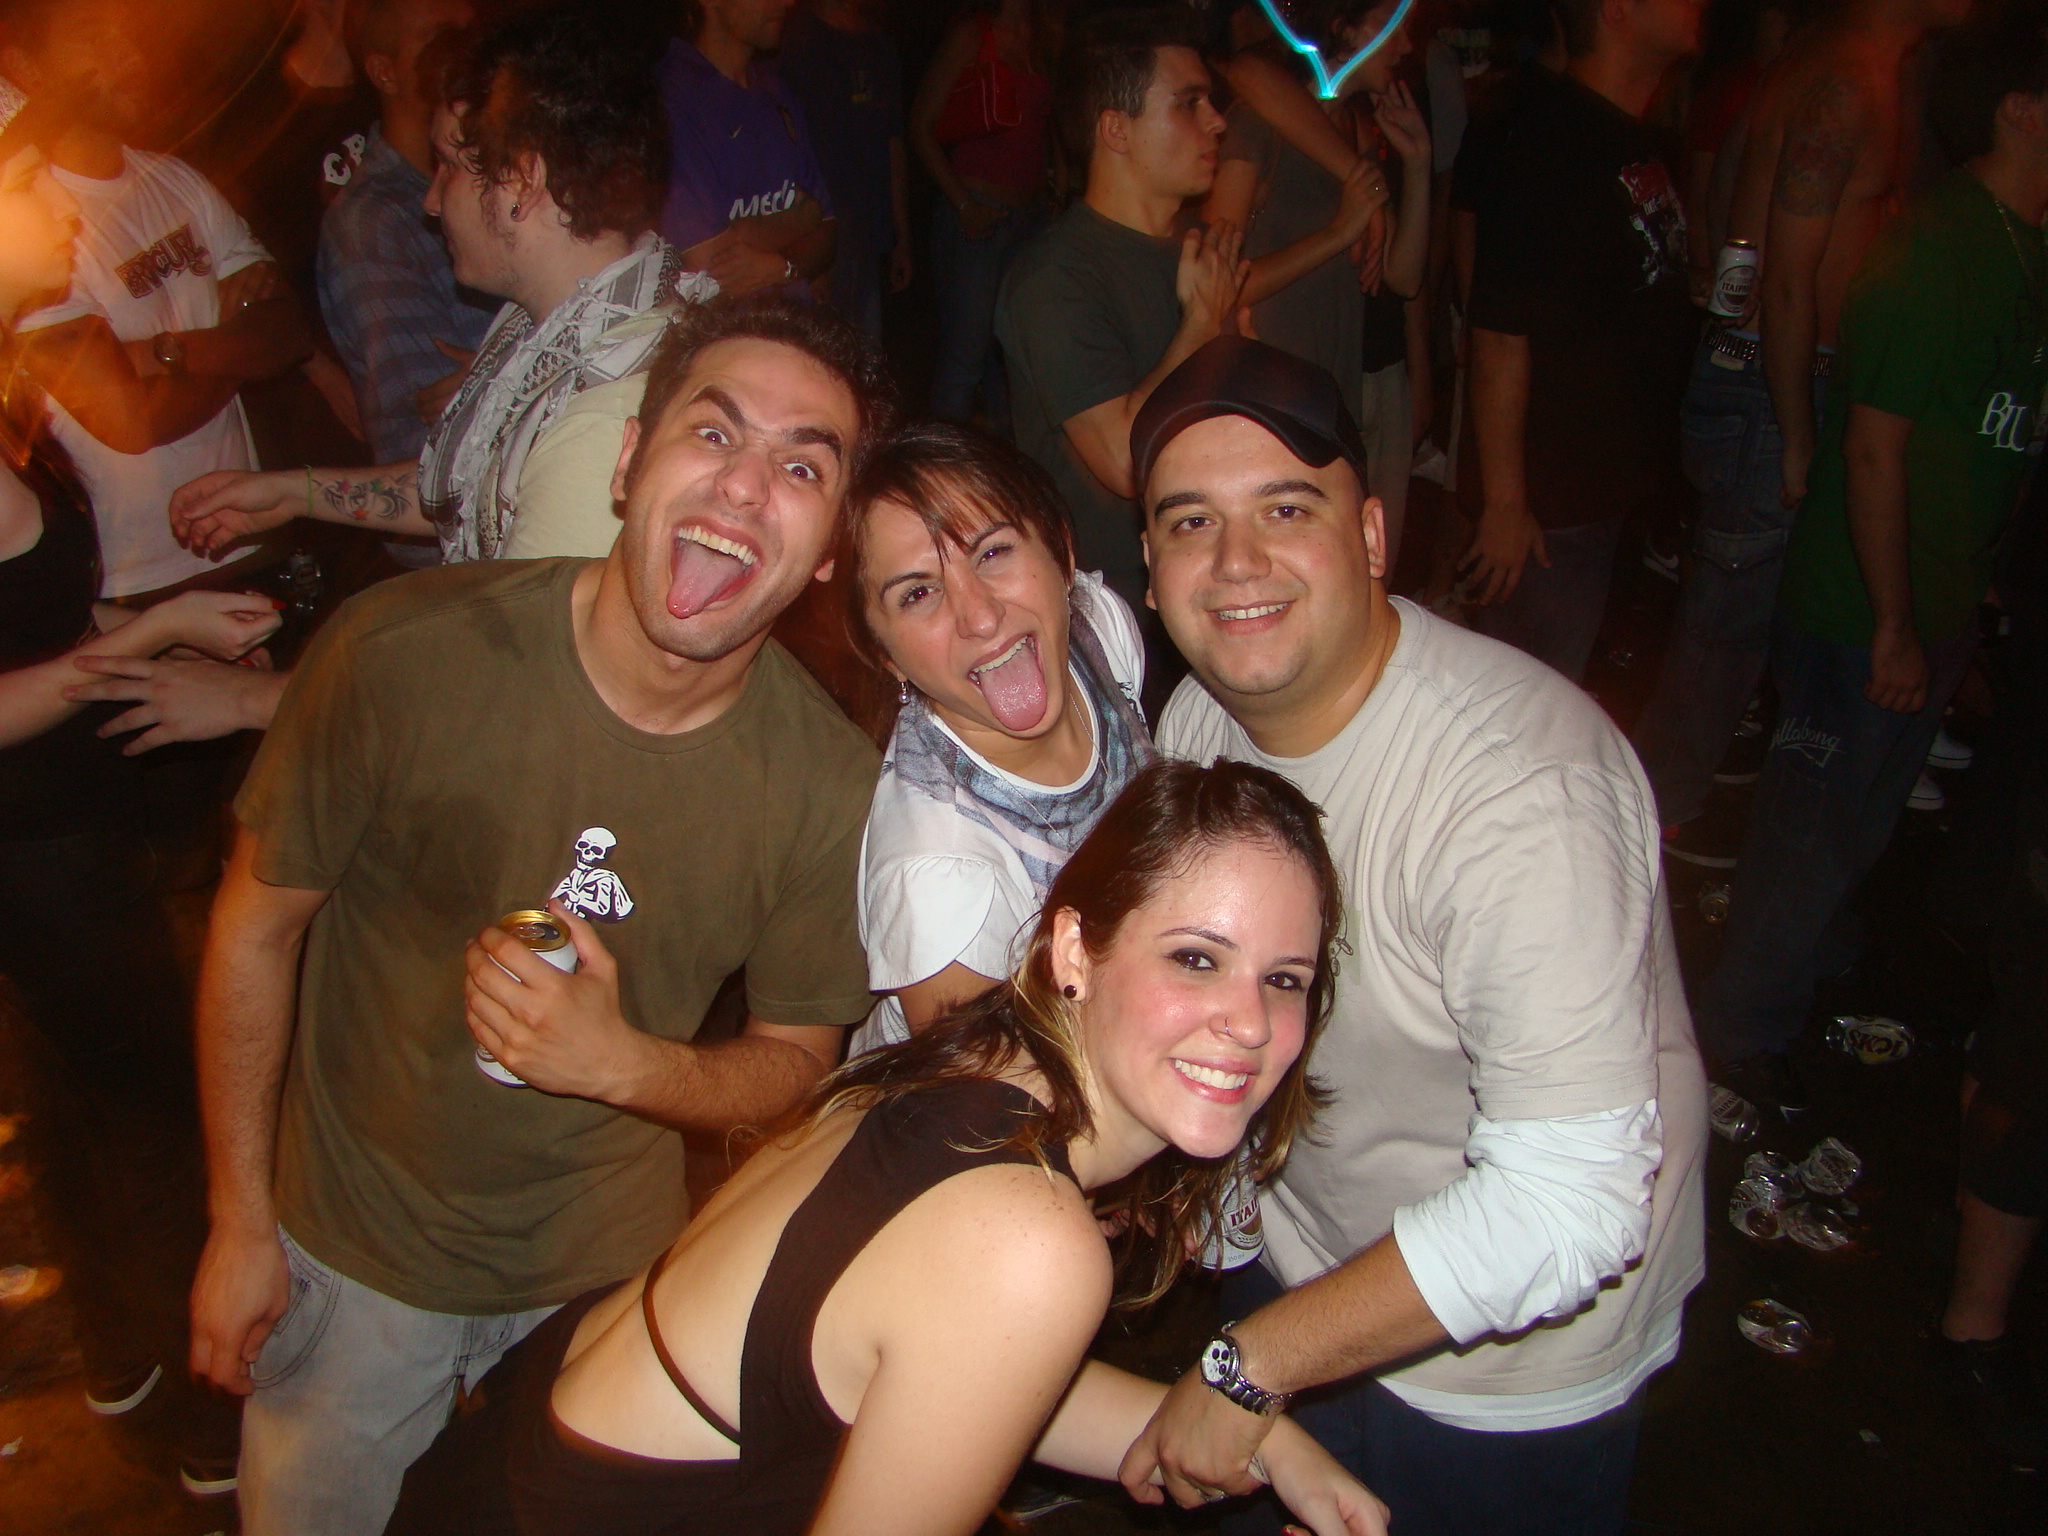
628, 293, 901, 488
444, 2, 669, 242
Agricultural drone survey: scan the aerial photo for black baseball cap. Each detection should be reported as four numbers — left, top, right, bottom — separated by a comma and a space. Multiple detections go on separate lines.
1130, 336, 1371, 508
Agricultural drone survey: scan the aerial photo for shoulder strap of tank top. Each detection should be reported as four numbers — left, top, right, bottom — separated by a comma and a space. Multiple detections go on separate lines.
640, 1242, 742, 1445
735, 1080, 1072, 1457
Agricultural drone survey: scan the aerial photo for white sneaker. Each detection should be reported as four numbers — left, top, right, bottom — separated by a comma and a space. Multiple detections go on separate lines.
1412, 442, 1449, 485
1927, 727, 1974, 771
1908, 771, 1946, 812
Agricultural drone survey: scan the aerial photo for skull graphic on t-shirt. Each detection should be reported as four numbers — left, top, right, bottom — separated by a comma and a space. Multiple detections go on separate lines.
551, 827, 635, 922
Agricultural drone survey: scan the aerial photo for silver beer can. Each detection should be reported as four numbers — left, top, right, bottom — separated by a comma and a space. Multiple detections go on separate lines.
1708, 238, 1760, 319
475, 908, 579, 1088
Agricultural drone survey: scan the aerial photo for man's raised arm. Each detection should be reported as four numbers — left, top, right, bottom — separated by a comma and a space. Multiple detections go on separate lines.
1061, 221, 1247, 500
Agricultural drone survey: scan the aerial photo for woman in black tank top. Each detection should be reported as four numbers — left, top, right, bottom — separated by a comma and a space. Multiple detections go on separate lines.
387, 761, 1390, 1536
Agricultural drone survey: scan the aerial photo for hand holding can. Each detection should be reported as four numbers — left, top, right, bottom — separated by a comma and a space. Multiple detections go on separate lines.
463, 902, 643, 1102
473, 909, 579, 1086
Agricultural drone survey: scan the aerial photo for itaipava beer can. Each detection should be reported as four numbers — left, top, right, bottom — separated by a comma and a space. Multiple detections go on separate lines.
1707, 238, 1760, 319
475, 908, 580, 1087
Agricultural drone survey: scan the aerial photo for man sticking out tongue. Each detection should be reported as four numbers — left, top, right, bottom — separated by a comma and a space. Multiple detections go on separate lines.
669, 525, 761, 621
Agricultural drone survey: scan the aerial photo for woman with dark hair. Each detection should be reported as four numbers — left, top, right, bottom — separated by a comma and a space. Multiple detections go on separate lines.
0, 77, 279, 1497
838, 421, 1153, 1054
386, 758, 1388, 1536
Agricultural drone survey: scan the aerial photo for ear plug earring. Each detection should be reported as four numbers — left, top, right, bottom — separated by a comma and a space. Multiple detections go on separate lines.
1062, 985, 1078, 999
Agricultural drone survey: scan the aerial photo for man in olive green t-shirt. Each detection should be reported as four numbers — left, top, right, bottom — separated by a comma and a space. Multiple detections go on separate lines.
1698, 18, 2048, 1115
186, 296, 891, 1535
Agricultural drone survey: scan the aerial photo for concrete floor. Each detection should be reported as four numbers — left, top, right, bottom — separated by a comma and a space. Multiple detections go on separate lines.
1, 539, 2043, 1535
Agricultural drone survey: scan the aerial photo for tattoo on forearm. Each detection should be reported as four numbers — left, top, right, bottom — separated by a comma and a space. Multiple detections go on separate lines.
318, 468, 418, 523
1773, 74, 1862, 219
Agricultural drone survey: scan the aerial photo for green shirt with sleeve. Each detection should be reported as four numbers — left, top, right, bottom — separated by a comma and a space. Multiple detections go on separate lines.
996, 201, 1184, 602
235, 559, 879, 1314
1783, 171, 2048, 648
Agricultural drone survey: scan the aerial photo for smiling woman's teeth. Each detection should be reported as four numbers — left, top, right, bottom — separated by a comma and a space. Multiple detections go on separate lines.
1218, 603, 1287, 621
1174, 1060, 1250, 1091
969, 635, 1030, 679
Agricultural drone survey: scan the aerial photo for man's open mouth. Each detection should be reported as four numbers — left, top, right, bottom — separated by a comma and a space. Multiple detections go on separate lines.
669, 525, 760, 620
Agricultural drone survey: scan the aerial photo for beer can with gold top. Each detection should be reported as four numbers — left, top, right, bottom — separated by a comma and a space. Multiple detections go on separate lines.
475, 908, 580, 1087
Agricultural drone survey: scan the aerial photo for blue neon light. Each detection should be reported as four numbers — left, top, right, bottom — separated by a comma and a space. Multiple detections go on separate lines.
1251, 0, 1415, 100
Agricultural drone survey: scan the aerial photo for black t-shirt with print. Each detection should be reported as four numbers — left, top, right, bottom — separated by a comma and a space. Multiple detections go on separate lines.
1464, 69, 1696, 526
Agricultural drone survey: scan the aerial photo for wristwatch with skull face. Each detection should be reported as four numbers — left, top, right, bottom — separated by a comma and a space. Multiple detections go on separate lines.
1198, 1325, 1289, 1417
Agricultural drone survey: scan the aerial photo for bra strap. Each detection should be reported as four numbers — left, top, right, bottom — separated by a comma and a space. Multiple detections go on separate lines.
641, 1242, 742, 1445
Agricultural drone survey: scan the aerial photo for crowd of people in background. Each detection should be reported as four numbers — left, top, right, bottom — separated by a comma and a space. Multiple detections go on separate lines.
0, 0, 2044, 1531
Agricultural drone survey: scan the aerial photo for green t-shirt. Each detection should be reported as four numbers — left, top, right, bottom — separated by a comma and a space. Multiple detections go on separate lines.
236, 559, 879, 1313
996, 201, 1184, 598
1784, 171, 2048, 646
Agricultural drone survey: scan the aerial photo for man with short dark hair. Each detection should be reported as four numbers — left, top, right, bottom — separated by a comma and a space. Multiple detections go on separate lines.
659, 0, 838, 297
1460, 0, 1701, 680
995, 5, 1246, 625
318, 0, 494, 478
168, 6, 703, 572
187, 294, 892, 1535
1699, 3, 2048, 1116
1123, 337, 1705, 1534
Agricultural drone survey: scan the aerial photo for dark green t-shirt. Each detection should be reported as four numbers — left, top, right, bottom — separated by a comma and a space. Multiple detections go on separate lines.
1784, 171, 2048, 647
996, 201, 1183, 600
236, 559, 879, 1313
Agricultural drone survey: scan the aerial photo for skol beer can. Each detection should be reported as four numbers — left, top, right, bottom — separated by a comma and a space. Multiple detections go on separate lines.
475, 909, 580, 1087
1708, 238, 1760, 319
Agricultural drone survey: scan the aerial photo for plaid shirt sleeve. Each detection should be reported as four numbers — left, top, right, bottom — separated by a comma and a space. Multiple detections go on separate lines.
318, 184, 496, 464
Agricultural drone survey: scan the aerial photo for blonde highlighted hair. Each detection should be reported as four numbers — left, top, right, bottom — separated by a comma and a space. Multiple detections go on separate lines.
809, 759, 1340, 1307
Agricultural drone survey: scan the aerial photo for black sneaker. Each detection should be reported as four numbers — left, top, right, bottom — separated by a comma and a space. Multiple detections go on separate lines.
84, 1362, 163, 1416
1716, 1052, 1812, 1122
1935, 1333, 2044, 1472
179, 1455, 239, 1498
1662, 804, 1743, 870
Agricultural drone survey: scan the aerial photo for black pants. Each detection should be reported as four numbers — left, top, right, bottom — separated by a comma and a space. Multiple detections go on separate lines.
0, 817, 233, 1454
1217, 1262, 1644, 1536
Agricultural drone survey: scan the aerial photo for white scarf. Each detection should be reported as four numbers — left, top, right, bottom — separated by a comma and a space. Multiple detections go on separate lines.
419, 234, 718, 562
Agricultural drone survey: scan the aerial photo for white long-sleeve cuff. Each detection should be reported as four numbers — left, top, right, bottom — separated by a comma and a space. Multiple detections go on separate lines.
1392, 1100, 1662, 1346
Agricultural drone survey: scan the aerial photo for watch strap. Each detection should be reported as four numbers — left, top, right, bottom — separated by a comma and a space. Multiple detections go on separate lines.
1202, 1326, 1289, 1416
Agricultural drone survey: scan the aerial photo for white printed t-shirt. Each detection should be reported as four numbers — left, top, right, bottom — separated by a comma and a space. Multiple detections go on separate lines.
20, 150, 269, 596
1160, 599, 1708, 1423
852, 574, 1145, 1054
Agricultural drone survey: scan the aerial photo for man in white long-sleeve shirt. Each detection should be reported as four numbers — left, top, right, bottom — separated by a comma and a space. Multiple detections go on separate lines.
1117, 335, 1706, 1536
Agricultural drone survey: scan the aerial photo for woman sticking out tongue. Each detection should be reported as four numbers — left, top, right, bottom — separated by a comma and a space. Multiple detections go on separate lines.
842, 423, 1157, 1054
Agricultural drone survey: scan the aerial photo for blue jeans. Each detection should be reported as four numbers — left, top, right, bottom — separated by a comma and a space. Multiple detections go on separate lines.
240, 1231, 556, 1536
1472, 515, 1625, 682
928, 197, 1038, 425
1217, 1265, 1644, 1536
1633, 347, 1825, 826
1695, 616, 1977, 1064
